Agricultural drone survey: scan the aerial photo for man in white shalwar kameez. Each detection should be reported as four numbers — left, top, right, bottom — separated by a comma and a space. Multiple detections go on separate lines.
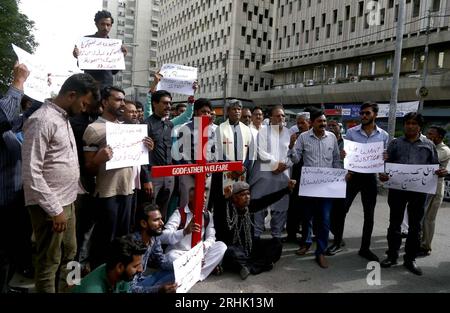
249, 106, 294, 240
160, 188, 227, 281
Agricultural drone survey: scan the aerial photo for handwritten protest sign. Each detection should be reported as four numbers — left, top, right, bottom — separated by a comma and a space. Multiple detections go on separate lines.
299, 167, 347, 198
384, 163, 439, 194
157, 63, 197, 96
105, 123, 148, 170
344, 140, 385, 173
173, 243, 203, 293
77, 37, 125, 70
12, 44, 51, 102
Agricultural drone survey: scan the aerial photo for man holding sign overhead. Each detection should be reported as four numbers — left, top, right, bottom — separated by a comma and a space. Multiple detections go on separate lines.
72, 10, 127, 89
288, 109, 341, 269
379, 113, 445, 276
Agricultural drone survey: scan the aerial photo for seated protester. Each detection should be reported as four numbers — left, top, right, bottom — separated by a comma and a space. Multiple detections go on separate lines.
160, 188, 227, 281
72, 235, 146, 293
217, 180, 296, 280
130, 204, 177, 293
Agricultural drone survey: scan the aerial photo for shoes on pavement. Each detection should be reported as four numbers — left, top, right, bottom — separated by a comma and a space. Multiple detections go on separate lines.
325, 244, 343, 256
240, 266, 250, 280
417, 247, 431, 257
358, 249, 379, 262
401, 231, 408, 238
403, 259, 423, 276
295, 245, 311, 256
315, 254, 329, 269
213, 265, 224, 276
380, 257, 398, 268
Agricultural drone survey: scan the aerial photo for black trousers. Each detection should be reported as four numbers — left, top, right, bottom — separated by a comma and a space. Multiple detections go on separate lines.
330, 173, 378, 250
89, 194, 133, 269
386, 189, 427, 261
0, 192, 32, 293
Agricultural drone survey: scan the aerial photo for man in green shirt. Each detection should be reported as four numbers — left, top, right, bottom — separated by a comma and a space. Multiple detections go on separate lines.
72, 235, 146, 293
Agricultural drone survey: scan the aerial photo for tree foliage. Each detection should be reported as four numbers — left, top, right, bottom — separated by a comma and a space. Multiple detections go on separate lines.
0, 0, 37, 94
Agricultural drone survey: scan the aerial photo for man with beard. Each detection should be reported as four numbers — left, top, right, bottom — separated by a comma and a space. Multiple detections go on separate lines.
72, 235, 147, 293
327, 102, 389, 261
121, 100, 139, 124
217, 180, 296, 279
22, 74, 99, 293
83, 86, 153, 269
161, 188, 227, 281
130, 204, 177, 293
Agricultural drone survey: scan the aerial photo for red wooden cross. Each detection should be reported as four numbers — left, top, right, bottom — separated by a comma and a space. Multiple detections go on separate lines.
151, 116, 242, 247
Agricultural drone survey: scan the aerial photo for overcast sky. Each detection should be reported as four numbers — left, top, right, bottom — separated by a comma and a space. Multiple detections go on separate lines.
19, 0, 102, 74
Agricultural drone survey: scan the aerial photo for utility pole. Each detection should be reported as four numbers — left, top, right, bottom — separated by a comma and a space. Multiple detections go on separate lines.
223, 52, 227, 109
388, 0, 406, 141
418, 9, 431, 113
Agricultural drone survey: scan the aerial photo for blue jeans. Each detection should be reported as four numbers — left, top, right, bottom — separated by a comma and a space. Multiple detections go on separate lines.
137, 270, 175, 292
301, 197, 332, 256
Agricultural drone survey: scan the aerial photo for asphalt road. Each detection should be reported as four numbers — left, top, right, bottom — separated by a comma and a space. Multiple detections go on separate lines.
191, 194, 450, 293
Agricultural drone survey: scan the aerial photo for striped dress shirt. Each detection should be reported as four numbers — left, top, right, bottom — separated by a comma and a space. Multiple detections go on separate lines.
22, 101, 80, 217
0, 87, 23, 206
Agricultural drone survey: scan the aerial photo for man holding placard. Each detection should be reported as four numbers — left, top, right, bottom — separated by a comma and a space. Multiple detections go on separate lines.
288, 109, 341, 268
72, 10, 127, 88
379, 113, 445, 275
328, 102, 389, 261
83, 87, 153, 269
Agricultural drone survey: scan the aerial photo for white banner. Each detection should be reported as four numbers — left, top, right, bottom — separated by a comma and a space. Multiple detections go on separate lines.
299, 167, 347, 198
377, 101, 419, 118
77, 37, 125, 70
105, 123, 149, 170
344, 140, 385, 173
384, 163, 439, 194
157, 63, 197, 96
12, 44, 51, 102
173, 243, 203, 294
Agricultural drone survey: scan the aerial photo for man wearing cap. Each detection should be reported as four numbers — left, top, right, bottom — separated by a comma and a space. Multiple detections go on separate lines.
209, 99, 254, 239
216, 180, 296, 280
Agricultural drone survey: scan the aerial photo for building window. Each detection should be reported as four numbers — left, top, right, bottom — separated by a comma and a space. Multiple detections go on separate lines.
432, 0, 441, 12
438, 51, 445, 68
358, 1, 364, 17
241, 26, 246, 36
326, 24, 331, 38
245, 59, 250, 68
311, 17, 315, 30
345, 5, 350, 20
248, 11, 252, 21
380, 8, 385, 25
389, 0, 394, 8
243, 82, 248, 92
256, 61, 260, 70
305, 30, 309, 43
322, 13, 326, 27
243, 2, 248, 12
338, 21, 343, 35
333, 9, 338, 24
238, 74, 243, 84
412, 0, 420, 18
240, 50, 245, 60
351, 17, 356, 32
247, 35, 251, 44
315, 28, 319, 41
364, 13, 369, 28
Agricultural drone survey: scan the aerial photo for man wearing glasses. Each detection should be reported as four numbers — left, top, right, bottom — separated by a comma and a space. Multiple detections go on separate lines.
326, 101, 389, 262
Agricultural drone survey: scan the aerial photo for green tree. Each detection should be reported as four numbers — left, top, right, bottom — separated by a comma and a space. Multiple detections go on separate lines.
0, 0, 37, 93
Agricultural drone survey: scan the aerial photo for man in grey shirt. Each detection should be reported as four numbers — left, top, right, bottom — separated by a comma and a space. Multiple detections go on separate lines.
288, 109, 340, 269
379, 113, 446, 276
22, 73, 99, 292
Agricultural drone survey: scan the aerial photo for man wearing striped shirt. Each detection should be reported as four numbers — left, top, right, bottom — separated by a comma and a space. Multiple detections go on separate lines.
22, 74, 99, 293
288, 109, 341, 269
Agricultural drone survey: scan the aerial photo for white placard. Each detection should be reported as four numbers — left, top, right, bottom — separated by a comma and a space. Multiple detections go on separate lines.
299, 167, 347, 198
105, 123, 149, 170
384, 163, 439, 194
12, 44, 51, 102
157, 63, 197, 96
173, 243, 203, 294
344, 140, 385, 173
77, 37, 125, 70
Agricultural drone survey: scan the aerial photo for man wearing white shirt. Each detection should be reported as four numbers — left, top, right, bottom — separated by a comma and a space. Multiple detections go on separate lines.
161, 188, 227, 281
250, 106, 294, 240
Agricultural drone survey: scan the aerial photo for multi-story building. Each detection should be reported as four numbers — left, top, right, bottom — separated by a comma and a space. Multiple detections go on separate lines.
103, 0, 160, 102
254, 0, 450, 126
158, 0, 276, 111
